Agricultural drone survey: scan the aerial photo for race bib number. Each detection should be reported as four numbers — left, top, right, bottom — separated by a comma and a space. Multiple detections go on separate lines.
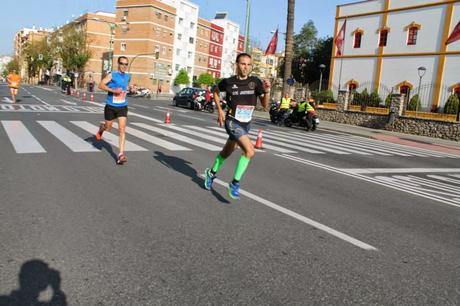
113, 91, 127, 104
234, 105, 255, 123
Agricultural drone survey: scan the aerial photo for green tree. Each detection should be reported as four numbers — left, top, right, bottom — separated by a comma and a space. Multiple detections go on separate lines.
407, 94, 422, 111
196, 73, 214, 86
58, 25, 92, 74
174, 68, 190, 86
443, 94, 459, 114
293, 20, 318, 57
385, 93, 392, 107
2, 59, 20, 78
368, 91, 382, 107
22, 39, 54, 80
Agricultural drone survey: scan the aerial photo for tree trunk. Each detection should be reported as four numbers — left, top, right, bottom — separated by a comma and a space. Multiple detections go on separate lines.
283, 0, 295, 96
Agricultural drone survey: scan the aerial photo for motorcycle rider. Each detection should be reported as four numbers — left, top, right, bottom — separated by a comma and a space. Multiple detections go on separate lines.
278, 93, 291, 125
305, 97, 316, 129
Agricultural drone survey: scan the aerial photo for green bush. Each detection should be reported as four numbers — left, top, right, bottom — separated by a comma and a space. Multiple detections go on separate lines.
368, 91, 382, 107
443, 94, 459, 114
385, 93, 392, 107
312, 89, 334, 103
196, 73, 214, 86
407, 94, 422, 111
174, 68, 190, 86
352, 88, 369, 106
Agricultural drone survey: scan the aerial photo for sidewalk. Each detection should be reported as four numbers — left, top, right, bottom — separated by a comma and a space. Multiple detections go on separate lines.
253, 110, 460, 153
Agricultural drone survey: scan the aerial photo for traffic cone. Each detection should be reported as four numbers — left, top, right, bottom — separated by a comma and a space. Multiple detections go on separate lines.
90, 94, 94, 102
255, 129, 263, 149
164, 111, 171, 124
82, 92, 86, 101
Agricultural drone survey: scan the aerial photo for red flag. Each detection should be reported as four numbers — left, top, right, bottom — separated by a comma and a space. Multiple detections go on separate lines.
265, 29, 278, 55
446, 21, 460, 45
335, 20, 347, 56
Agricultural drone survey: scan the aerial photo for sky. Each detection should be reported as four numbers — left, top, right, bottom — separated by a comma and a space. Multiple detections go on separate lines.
0, 0, 351, 56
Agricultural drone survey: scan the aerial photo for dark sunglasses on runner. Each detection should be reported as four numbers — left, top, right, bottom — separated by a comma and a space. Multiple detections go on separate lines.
119, 62, 129, 66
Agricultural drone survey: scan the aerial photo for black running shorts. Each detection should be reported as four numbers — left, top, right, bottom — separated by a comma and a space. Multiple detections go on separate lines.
104, 105, 128, 121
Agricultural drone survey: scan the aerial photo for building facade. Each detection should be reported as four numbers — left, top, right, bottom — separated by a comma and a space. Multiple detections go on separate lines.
329, 0, 460, 111
73, 12, 116, 85
250, 47, 282, 80
14, 27, 52, 78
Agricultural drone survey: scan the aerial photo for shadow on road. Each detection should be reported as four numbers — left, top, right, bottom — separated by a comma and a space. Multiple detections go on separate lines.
153, 151, 230, 204
85, 136, 118, 162
0, 259, 67, 306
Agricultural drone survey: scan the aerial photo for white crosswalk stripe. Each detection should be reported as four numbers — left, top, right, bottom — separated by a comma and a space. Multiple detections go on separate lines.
122, 122, 217, 151
70, 121, 148, 152
37, 121, 99, 152
2, 120, 46, 153
184, 125, 298, 154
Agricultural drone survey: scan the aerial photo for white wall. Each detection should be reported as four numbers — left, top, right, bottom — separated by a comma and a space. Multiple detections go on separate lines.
340, 0, 383, 17
332, 57, 377, 94
442, 55, 460, 107
341, 15, 382, 56
447, 2, 460, 52
212, 18, 240, 77
390, 0, 434, 10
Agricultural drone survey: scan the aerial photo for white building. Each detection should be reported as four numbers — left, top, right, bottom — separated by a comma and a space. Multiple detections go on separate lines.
160, 0, 199, 86
329, 0, 460, 111
212, 12, 241, 78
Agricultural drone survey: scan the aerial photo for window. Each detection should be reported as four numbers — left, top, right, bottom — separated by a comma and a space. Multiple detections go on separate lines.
162, 47, 166, 55
121, 42, 126, 51
400, 85, 410, 95
189, 37, 194, 44
156, 12, 161, 19
176, 49, 181, 56
175, 64, 179, 71
164, 15, 168, 22
187, 66, 192, 74
178, 17, 183, 25
354, 32, 362, 48
348, 83, 357, 92
123, 10, 128, 17
379, 30, 388, 47
190, 22, 195, 29
177, 33, 182, 40
408, 27, 418, 45
188, 51, 192, 59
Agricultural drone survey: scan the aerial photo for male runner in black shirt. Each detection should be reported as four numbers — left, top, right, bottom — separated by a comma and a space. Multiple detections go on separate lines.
204, 53, 271, 200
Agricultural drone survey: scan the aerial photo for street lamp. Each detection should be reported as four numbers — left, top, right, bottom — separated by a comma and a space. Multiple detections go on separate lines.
416, 66, 426, 117
318, 64, 326, 92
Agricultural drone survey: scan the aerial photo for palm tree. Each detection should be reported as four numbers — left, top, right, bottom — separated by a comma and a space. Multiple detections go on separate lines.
283, 0, 295, 96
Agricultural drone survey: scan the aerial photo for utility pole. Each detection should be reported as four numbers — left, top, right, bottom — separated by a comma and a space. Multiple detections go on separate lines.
283, 0, 295, 96
244, 0, 251, 53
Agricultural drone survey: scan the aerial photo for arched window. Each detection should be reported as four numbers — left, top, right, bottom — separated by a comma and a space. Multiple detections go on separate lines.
405, 22, 421, 46
354, 32, 362, 48
349, 83, 357, 92
379, 29, 388, 47
400, 85, 410, 95
454, 86, 460, 98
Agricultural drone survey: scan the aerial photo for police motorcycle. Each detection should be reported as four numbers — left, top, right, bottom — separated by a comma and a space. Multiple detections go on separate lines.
269, 100, 283, 124
284, 101, 320, 131
193, 94, 215, 113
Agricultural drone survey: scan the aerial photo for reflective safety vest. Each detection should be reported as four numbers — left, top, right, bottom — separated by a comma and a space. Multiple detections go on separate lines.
297, 100, 308, 112
305, 102, 315, 112
280, 97, 291, 109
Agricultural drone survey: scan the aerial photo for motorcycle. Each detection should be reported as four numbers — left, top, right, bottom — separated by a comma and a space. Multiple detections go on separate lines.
129, 87, 151, 99
284, 110, 320, 131
193, 96, 215, 113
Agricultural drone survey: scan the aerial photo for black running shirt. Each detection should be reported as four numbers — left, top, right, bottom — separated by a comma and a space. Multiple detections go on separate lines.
218, 76, 265, 123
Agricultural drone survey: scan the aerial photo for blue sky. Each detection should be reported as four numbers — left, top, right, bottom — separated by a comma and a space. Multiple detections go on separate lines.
1, 0, 350, 55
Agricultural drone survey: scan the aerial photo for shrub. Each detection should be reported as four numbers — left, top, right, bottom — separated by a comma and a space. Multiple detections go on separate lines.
385, 93, 392, 107
174, 68, 190, 86
407, 94, 422, 111
312, 89, 334, 103
368, 91, 382, 107
443, 94, 459, 114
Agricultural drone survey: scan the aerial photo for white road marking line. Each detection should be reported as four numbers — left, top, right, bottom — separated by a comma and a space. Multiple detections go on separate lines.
1, 120, 46, 153
111, 122, 192, 151
248, 130, 357, 155
132, 104, 150, 109
156, 105, 188, 113
70, 121, 148, 151
205, 176, 378, 251
427, 175, 460, 185
37, 121, 99, 152
185, 125, 297, 154
277, 154, 460, 208
60, 99, 77, 105
22, 87, 51, 105
130, 122, 220, 151
399, 175, 460, 195
37, 87, 53, 91
342, 168, 460, 174
2, 97, 13, 103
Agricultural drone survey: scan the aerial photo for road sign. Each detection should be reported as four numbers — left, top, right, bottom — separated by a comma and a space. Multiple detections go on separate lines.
287, 78, 295, 86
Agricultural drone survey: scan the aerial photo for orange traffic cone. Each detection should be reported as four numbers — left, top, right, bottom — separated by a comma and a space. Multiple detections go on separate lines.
255, 129, 263, 149
90, 94, 94, 102
82, 92, 86, 101
164, 111, 171, 124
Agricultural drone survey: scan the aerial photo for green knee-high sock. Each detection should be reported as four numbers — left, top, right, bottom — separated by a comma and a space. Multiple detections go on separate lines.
211, 154, 226, 174
233, 155, 251, 182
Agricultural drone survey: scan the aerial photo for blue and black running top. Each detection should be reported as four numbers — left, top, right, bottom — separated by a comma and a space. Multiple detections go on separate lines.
106, 71, 131, 107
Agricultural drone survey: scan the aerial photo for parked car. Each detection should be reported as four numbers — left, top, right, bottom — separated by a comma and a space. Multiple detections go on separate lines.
173, 87, 206, 110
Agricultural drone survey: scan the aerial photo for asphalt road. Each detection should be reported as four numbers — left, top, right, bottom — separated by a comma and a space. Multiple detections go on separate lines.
0, 84, 459, 305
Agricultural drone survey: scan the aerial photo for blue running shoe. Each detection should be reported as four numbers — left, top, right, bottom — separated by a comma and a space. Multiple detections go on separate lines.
204, 168, 215, 190
228, 182, 240, 200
